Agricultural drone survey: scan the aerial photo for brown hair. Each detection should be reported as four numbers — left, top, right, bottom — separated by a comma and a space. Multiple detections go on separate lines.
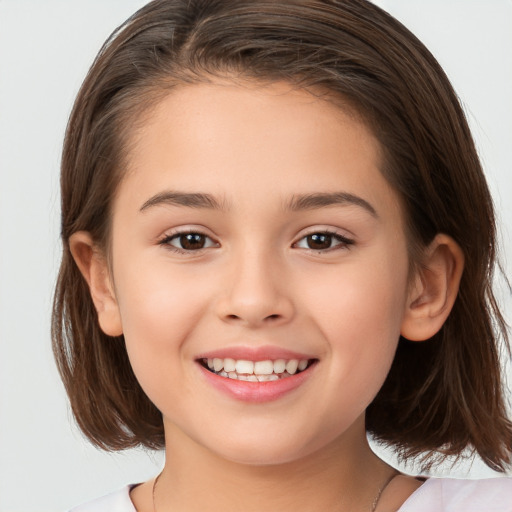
52, 0, 511, 470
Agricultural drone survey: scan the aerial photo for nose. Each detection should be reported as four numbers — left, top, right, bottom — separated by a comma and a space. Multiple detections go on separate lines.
215, 247, 295, 328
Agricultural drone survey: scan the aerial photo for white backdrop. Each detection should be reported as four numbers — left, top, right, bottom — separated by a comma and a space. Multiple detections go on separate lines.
0, 1, 511, 511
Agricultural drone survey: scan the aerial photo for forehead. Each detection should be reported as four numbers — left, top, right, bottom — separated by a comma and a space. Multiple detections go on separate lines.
118, 80, 401, 222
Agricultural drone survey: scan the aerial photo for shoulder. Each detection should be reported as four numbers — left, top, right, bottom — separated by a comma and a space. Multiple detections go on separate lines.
69, 485, 137, 512
399, 477, 512, 512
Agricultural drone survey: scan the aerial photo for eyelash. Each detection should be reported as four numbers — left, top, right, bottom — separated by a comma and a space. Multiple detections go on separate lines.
158, 230, 218, 254
293, 230, 354, 252
158, 229, 354, 254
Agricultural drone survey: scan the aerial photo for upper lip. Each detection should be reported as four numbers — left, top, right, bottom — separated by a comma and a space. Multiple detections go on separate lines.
196, 345, 316, 362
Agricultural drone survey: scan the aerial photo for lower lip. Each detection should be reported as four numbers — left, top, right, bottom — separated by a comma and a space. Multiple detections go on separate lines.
198, 363, 315, 403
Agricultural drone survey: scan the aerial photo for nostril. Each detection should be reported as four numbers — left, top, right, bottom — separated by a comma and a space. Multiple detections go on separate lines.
223, 313, 281, 323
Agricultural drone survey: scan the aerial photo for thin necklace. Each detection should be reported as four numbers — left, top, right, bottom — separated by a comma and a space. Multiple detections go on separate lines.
152, 469, 399, 512
371, 471, 399, 512
152, 471, 161, 512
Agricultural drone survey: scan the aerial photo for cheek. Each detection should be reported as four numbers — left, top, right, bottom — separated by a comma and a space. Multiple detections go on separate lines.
303, 259, 408, 337
112, 258, 210, 376
299, 250, 409, 384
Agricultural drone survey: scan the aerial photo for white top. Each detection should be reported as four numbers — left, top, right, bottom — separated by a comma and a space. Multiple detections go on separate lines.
70, 477, 512, 511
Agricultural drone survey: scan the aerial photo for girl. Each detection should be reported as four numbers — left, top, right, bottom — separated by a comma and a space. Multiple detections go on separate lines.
52, 1, 512, 511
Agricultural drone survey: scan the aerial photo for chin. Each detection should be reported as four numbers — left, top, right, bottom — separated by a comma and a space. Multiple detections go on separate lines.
217, 448, 306, 467
201, 429, 324, 467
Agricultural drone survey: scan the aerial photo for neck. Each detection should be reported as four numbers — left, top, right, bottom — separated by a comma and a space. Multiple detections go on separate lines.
152, 420, 395, 512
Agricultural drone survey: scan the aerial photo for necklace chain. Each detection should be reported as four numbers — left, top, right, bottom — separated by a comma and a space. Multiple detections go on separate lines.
152, 469, 398, 512
152, 471, 161, 512
371, 471, 398, 512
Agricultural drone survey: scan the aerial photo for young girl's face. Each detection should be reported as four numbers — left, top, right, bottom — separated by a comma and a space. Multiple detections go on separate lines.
104, 80, 414, 465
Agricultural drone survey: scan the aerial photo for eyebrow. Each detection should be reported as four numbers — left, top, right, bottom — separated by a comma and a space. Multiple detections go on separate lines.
286, 192, 378, 217
140, 191, 227, 212
139, 190, 377, 217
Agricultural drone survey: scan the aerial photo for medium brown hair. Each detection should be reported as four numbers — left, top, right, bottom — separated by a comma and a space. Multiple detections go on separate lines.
52, 0, 511, 470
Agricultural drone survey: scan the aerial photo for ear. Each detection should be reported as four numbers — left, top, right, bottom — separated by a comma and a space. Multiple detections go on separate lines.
69, 231, 123, 337
401, 234, 464, 342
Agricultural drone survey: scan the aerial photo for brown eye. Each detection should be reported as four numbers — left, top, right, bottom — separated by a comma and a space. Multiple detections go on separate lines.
179, 233, 206, 250
306, 233, 332, 250
163, 232, 217, 252
294, 231, 353, 252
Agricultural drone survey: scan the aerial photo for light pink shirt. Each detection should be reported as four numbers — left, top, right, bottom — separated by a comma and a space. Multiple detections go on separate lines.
70, 478, 512, 511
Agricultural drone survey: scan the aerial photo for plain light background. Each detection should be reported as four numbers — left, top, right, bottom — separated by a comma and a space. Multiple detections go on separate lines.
0, 1, 511, 511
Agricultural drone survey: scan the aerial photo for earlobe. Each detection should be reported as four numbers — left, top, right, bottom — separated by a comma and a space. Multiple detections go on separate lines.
69, 231, 123, 337
401, 234, 464, 342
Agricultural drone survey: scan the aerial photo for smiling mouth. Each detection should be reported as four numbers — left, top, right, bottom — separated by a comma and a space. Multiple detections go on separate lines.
200, 357, 316, 381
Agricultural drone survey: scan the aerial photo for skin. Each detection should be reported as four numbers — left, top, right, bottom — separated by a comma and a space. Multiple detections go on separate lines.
71, 80, 464, 511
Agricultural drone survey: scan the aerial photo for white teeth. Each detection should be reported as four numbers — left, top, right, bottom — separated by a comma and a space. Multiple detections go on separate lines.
235, 359, 254, 374
257, 374, 279, 382
298, 359, 308, 371
273, 359, 286, 373
204, 356, 311, 380
286, 359, 299, 374
254, 360, 274, 375
224, 358, 236, 372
